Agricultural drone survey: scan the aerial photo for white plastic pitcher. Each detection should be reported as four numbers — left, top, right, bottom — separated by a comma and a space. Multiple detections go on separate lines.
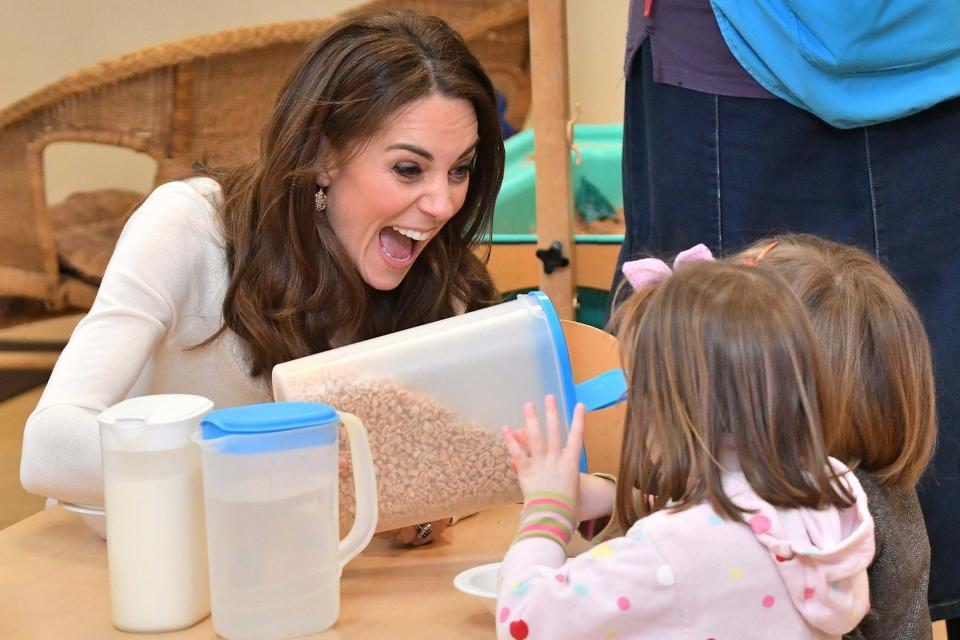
98, 393, 213, 633
196, 402, 378, 640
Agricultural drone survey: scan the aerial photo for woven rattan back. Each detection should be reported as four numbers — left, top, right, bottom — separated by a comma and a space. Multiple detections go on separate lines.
0, 0, 529, 309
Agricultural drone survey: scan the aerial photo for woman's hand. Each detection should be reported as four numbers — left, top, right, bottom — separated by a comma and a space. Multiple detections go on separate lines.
501, 395, 585, 503
343, 456, 450, 547
375, 518, 450, 547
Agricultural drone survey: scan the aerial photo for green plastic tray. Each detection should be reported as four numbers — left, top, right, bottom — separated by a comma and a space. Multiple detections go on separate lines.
492, 124, 624, 237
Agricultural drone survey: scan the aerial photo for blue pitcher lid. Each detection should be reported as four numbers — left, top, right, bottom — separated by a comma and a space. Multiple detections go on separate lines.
200, 402, 339, 440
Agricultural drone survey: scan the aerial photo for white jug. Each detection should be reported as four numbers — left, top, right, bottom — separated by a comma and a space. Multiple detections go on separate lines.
195, 402, 378, 640
98, 393, 213, 632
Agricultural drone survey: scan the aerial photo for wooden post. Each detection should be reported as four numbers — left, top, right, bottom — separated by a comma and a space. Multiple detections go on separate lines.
528, 0, 576, 319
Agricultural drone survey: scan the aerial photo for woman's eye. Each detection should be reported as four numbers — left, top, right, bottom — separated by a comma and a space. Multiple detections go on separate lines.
450, 163, 474, 182
393, 163, 421, 179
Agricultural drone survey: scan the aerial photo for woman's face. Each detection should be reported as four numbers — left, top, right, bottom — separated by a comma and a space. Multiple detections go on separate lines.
319, 93, 479, 291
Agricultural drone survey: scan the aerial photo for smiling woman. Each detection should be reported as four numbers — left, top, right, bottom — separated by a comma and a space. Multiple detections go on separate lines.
19, 10, 505, 544
319, 94, 479, 292
212, 10, 504, 374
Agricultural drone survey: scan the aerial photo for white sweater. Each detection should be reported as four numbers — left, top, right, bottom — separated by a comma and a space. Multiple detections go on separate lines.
20, 178, 271, 507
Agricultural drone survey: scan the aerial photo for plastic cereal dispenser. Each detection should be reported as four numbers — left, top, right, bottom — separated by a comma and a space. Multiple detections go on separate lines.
272, 292, 625, 533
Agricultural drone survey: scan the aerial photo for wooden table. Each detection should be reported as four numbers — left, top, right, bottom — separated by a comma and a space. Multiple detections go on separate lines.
0, 505, 524, 639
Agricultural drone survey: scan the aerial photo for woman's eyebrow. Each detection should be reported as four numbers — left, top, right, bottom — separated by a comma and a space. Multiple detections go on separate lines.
456, 140, 480, 162
386, 140, 480, 162
387, 143, 433, 160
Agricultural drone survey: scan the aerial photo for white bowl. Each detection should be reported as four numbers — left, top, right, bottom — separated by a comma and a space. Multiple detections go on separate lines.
61, 502, 107, 540
453, 561, 500, 615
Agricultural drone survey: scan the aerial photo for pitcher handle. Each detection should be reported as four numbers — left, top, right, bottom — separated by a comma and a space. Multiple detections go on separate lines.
336, 412, 379, 568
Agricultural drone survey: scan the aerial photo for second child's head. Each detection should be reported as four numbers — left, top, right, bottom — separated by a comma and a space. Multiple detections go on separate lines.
738, 234, 936, 489
613, 261, 854, 530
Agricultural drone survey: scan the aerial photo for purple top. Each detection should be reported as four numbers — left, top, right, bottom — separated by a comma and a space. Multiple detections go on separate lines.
626, 0, 773, 99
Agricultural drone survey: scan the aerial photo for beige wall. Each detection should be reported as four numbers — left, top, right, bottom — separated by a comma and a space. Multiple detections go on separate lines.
565, 0, 629, 124
1, 0, 628, 203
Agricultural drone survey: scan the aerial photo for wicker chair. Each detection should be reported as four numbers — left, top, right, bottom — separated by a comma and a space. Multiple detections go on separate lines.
0, 0, 530, 311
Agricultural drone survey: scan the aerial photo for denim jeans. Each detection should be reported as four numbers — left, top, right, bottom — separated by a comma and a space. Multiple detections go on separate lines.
614, 43, 960, 621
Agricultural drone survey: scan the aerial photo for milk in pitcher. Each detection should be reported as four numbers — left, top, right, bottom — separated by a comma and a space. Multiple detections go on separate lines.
98, 394, 213, 633
103, 447, 209, 632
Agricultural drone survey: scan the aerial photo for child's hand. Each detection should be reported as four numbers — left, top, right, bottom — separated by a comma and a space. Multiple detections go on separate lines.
502, 395, 585, 503
505, 410, 615, 520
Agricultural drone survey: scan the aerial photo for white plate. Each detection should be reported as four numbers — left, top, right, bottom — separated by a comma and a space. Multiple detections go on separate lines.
453, 561, 500, 615
60, 502, 107, 540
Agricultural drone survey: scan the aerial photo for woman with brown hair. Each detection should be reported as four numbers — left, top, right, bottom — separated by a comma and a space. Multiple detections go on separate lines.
20, 10, 504, 545
739, 234, 937, 640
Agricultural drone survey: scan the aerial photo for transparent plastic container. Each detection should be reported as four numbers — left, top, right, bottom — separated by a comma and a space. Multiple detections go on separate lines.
196, 402, 377, 640
272, 292, 625, 533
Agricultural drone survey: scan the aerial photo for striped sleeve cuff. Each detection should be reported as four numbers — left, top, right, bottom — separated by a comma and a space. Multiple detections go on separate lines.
515, 491, 576, 547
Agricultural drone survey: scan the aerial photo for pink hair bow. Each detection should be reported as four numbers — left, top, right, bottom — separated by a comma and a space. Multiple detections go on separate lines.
621, 243, 715, 291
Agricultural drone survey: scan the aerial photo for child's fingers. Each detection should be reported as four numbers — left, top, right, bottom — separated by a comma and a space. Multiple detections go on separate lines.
544, 394, 562, 452
501, 426, 529, 466
512, 429, 530, 451
523, 401, 545, 456
564, 402, 586, 461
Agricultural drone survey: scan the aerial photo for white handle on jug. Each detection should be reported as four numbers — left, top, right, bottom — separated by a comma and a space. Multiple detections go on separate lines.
336, 412, 378, 568
114, 417, 148, 449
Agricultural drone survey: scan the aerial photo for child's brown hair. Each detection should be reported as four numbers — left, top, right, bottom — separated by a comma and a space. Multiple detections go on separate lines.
612, 260, 854, 531
738, 234, 936, 489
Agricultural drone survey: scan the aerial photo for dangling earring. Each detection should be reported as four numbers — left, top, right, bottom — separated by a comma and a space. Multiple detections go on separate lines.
315, 186, 327, 213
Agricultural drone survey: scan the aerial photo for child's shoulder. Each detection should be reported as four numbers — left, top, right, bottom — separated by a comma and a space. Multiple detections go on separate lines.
632, 500, 751, 545
853, 468, 927, 544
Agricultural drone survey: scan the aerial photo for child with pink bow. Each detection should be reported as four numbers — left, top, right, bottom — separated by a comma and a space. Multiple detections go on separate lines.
496, 251, 875, 639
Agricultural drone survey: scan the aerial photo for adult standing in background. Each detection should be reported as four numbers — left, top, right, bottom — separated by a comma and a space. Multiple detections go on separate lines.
610, 0, 960, 634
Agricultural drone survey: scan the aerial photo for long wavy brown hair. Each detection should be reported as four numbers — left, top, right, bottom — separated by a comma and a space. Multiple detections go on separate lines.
738, 234, 936, 489
205, 10, 503, 378
610, 261, 855, 530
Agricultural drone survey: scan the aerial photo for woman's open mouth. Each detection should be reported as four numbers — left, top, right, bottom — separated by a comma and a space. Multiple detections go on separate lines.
378, 225, 429, 267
